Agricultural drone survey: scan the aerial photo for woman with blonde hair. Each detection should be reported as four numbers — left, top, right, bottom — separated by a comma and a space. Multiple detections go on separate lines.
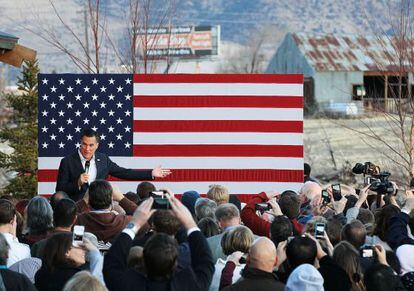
207, 184, 229, 205
209, 225, 254, 291
63, 271, 107, 291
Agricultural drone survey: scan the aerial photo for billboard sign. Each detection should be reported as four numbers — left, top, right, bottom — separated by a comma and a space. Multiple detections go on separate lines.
139, 25, 220, 58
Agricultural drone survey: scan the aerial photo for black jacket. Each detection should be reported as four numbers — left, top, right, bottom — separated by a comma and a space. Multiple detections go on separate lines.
103, 231, 215, 291
35, 265, 84, 291
222, 266, 285, 291
0, 269, 36, 291
318, 255, 351, 291
387, 211, 414, 250
56, 151, 153, 201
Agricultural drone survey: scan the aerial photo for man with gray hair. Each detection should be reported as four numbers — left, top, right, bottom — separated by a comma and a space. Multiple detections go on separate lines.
207, 203, 242, 262
195, 198, 217, 221
0, 233, 36, 290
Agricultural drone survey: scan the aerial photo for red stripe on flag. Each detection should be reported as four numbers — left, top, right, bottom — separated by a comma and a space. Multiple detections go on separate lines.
38, 169, 303, 183
174, 194, 272, 203
133, 120, 303, 133
132, 145, 303, 157
38, 193, 268, 203
133, 96, 303, 108
133, 74, 304, 84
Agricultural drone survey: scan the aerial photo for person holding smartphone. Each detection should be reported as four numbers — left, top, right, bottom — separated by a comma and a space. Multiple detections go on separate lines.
35, 232, 103, 291
103, 193, 215, 291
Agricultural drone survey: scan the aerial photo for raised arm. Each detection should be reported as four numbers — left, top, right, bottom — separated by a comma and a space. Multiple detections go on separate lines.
240, 192, 273, 237
387, 197, 414, 249
103, 198, 155, 290
167, 192, 215, 290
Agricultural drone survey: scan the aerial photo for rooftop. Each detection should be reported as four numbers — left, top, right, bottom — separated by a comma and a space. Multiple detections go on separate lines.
291, 32, 413, 72
0, 31, 19, 51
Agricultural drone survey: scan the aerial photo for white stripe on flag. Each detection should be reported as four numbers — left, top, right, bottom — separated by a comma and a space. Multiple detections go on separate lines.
134, 83, 303, 96
132, 132, 303, 145
38, 157, 304, 170
133, 108, 303, 121
38, 181, 304, 195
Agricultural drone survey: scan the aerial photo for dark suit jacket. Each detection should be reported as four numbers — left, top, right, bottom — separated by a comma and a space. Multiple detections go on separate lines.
0, 269, 36, 291
103, 231, 215, 291
35, 265, 85, 291
387, 211, 414, 250
56, 151, 153, 201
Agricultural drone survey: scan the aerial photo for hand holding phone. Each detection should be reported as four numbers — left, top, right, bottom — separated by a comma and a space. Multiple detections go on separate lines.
314, 223, 325, 239
151, 191, 170, 209
73, 225, 85, 247
332, 184, 342, 201
321, 190, 331, 204
360, 245, 376, 258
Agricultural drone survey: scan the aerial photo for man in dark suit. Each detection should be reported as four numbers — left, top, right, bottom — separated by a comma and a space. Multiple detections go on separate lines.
56, 129, 171, 201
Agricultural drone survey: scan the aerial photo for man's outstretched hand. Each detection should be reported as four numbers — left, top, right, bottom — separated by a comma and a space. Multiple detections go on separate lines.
152, 165, 172, 179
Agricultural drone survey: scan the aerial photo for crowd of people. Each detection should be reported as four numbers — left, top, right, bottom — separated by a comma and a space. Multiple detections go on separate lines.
0, 163, 414, 291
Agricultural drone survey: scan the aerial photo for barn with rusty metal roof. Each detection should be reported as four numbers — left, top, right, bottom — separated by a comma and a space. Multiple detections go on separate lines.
266, 32, 413, 114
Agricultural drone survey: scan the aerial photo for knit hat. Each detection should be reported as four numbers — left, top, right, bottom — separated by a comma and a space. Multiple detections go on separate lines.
286, 264, 324, 291
397, 244, 414, 275
181, 191, 200, 215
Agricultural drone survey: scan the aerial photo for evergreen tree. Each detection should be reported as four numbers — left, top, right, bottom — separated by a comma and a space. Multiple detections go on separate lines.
0, 60, 38, 199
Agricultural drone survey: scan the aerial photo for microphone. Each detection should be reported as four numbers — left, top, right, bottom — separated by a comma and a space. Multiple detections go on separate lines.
85, 161, 90, 174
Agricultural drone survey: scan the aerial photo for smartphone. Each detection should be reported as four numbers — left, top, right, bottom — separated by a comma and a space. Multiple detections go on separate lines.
152, 190, 170, 209
315, 223, 325, 239
360, 245, 375, 258
239, 254, 247, 264
364, 177, 372, 185
73, 225, 85, 247
332, 184, 342, 201
321, 190, 331, 204
151, 191, 167, 199
255, 203, 270, 213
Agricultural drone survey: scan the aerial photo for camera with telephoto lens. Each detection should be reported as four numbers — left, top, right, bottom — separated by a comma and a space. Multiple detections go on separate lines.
255, 203, 271, 213
352, 162, 380, 176
352, 162, 395, 195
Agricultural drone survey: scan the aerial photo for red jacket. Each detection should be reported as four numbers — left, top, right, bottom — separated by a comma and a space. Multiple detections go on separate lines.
240, 192, 304, 237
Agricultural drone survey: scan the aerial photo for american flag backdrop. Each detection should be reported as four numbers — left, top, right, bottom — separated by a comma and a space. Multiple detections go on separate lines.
38, 74, 304, 201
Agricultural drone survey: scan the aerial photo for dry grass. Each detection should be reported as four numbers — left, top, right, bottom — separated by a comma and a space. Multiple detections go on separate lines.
304, 116, 410, 186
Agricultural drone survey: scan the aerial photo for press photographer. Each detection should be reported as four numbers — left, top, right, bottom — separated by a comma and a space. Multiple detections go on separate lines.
352, 162, 400, 211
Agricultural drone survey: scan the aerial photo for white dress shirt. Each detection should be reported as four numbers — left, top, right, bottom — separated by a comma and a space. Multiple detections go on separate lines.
1, 232, 31, 267
209, 258, 244, 291
78, 150, 97, 184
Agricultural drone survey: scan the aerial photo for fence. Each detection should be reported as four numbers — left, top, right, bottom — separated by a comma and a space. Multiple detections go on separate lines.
362, 98, 413, 113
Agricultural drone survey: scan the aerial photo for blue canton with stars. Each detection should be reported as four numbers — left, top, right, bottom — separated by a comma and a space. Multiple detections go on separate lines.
38, 74, 134, 157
